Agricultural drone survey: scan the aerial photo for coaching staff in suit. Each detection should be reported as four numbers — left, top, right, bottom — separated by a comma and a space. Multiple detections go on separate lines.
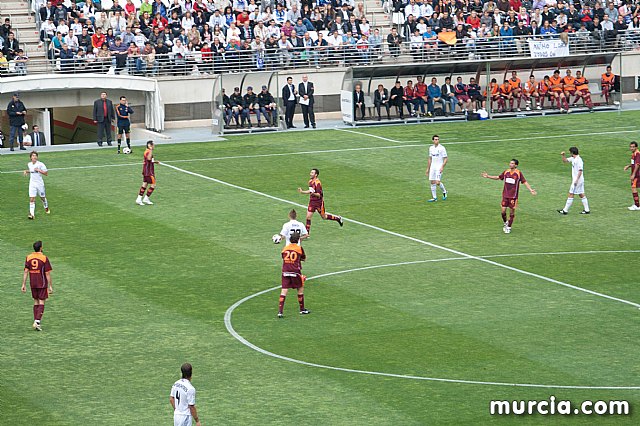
298, 74, 316, 129
92, 91, 116, 147
282, 76, 297, 129
29, 125, 47, 146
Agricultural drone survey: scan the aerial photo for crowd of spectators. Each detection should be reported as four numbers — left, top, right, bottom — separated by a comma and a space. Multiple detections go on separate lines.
0, 18, 29, 75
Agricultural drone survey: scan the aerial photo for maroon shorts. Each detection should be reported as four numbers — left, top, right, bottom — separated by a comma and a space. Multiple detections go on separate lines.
457, 95, 470, 102
282, 274, 303, 289
143, 175, 156, 184
31, 287, 48, 300
501, 197, 518, 208
308, 201, 325, 215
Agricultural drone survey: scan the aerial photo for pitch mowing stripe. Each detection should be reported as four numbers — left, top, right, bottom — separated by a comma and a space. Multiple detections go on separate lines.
224, 253, 640, 389
1, 127, 637, 174
162, 162, 640, 309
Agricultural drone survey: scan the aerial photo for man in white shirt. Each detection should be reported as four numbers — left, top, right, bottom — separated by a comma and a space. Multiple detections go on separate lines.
23, 151, 50, 220
557, 147, 590, 214
405, 0, 422, 19
169, 363, 201, 426
278, 209, 309, 245
426, 134, 448, 202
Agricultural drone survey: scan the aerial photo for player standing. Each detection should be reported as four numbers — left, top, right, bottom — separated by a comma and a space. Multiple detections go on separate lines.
169, 363, 201, 426
557, 147, 590, 215
624, 141, 640, 211
297, 168, 343, 234
426, 134, 448, 202
23, 151, 50, 220
136, 140, 159, 205
278, 209, 309, 245
116, 96, 134, 154
482, 159, 537, 234
277, 233, 310, 318
21, 240, 53, 331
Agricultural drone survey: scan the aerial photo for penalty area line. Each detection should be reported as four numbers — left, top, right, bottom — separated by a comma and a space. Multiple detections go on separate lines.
163, 162, 640, 310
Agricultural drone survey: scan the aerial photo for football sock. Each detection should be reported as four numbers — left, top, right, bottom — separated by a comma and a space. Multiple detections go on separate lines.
325, 213, 339, 221
563, 197, 574, 212
138, 186, 146, 196
278, 294, 286, 314
501, 212, 507, 223
430, 184, 437, 199
29, 202, 35, 216
439, 183, 446, 194
298, 294, 305, 311
43, 198, 48, 209
585, 95, 593, 108
146, 186, 155, 197
34, 305, 44, 321
305, 219, 311, 233
126, 137, 131, 148
581, 197, 590, 211
39, 305, 45, 320
117, 139, 121, 150
508, 212, 515, 227
33, 305, 38, 320
634, 192, 639, 207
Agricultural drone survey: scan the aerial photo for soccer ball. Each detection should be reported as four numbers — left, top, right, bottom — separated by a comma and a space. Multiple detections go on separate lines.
122, 147, 132, 154
272, 234, 282, 244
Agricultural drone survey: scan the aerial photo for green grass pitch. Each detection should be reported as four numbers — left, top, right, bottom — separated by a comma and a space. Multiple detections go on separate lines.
1, 111, 639, 424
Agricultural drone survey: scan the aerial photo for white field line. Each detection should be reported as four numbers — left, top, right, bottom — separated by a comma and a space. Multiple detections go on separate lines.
2, 127, 637, 174
162, 162, 640, 309
224, 252, 640, 389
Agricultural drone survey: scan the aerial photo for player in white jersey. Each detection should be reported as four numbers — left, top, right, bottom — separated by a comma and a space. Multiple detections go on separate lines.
426, 134, 448, 202
278, 209, 309, 245
557, 147, 590, 215
169, 363, 201, 426
22, 151, 50, 220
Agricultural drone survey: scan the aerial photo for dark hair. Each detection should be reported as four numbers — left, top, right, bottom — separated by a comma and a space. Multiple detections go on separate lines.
311, 168, 320, 176
631, 141, 638, 147
511, 158, 519, 166
181, 363, 192, 379
33, 241, 43, 252
120, 96, 126, 100
290, 233, 300, 244
569, 146, 579, 155
146, 140, 154, 148
30, 151, 39, 158
289, 209, 297, 219
432, 134, 439, 140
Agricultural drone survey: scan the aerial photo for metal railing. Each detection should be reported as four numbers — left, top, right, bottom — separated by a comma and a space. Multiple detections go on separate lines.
5, 30, 639, 77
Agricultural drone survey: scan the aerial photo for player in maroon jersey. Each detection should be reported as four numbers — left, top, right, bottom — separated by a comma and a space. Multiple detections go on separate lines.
624, 141, 640, 211
482, 159, 537, 234
21, 240, 53, 331
277, 233, 310, 318
297, 168, 343, 234
136, 140, 160, 205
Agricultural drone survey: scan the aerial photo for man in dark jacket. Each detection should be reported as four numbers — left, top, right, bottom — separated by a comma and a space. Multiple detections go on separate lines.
8, 93, 27, 150
257, 85, 277, 127
92, 91, 116, 147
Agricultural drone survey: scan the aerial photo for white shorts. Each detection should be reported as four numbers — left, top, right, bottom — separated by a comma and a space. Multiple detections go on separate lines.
429, 168, 443, 181
569, 181, 585, 195
174, 414, 192, 426
29, 183, 46, 198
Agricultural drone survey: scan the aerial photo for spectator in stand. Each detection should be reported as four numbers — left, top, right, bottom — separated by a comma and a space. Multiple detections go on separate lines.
59, 43, 75, 72
110, 36, 129, 73
153, 0, 168, 19
387, 27, 402, 58
3, 32, 19, 60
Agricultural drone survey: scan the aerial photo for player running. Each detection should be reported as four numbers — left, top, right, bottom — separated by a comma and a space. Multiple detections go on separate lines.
277, 233, 310, 318
482, 159, 537, 234
116, 95, 134, 154
23, 151, 49, 220
426, 134, 448, 202
557, 147, 590, 215
169, 363, 201, 426
21, 240, 53, 331
277, 209, 308, 245
624, 141, 640, 211
136, 140, 159, 206
297, 168, 343, 234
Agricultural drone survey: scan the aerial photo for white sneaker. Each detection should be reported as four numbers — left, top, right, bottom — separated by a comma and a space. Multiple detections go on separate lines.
142, 196, 154, 205
517, 108, 521, 112
536, 106, 542, 110
504, 226, 511, 234
613, 101, 620, 106
628, 205, 640, 211
566, 108, 572, 114
526, 106, 531, 111
136, 196, 144, 206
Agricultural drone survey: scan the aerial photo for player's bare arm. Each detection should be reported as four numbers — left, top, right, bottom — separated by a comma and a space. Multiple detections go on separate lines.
440, 157, 448, 173
169, 396, 175, 410
189, 404, 201, 426
297, 187, 310, 194
524, 181, 537, 196
426, 157, 432, 176
561, 151, 568, 163
481, 172, 500, 180
46, 271, 53, 294
21, 268, 28, 293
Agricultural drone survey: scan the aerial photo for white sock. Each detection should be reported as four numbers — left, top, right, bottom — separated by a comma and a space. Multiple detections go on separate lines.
563, 197, 574, 212
581, 197, 590, 212
43, 198, 48, 209
439, 182, 446, 193
30, 202, 35, 216
430, 184, 437, 199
